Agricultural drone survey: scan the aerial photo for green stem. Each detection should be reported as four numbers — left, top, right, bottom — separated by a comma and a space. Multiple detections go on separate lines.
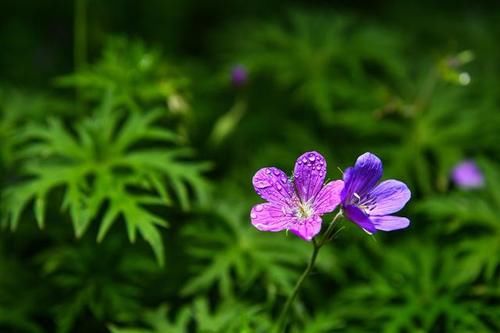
318, 210, 343, 248
413, 66, 439, 116
74, 0, 87, 71
74, 0, 87, 111
274, 211, 343, 333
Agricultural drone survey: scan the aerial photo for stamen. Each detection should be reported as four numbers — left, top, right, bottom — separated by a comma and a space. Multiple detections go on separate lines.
295, 201, 314, 219
353, 192, 361, 204
358, 193, 377, 212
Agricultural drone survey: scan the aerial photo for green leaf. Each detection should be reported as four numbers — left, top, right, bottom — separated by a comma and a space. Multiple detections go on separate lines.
3, 97, 208, 265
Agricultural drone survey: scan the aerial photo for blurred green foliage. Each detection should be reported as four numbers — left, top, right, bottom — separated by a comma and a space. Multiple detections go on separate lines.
1, 1, 500, 332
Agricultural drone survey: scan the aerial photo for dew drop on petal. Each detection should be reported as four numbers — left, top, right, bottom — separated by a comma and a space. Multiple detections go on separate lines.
266, 168, 272, 174
250, 212, 257, 219
276, 184, 283, 191
255, 205, 264, 212
302, 157, 308, 163
316, 165, 321, 170
308, 154, 316, 162
255, 180, 270, 188
273, 169, 281, 176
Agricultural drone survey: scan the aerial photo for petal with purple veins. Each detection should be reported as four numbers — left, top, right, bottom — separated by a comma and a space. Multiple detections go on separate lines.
341, 153, 383, 203
313, 180, 344, 214
343, 204, 377, 234
371, 215, 410, 231
364, 180, 411, 215
289, 215, 322, 241
250, 203, 294, 232
253, 167, 296, 205
293, 151, 327, 202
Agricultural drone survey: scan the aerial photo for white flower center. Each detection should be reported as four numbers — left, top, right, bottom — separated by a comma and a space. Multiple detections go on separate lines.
295, 201, 314, 219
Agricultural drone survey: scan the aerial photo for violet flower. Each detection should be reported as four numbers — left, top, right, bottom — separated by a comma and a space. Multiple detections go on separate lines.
251, 151, 344, 241
231, 65, 248, 87
451, 160, 484, 189
341, 152, 411, 234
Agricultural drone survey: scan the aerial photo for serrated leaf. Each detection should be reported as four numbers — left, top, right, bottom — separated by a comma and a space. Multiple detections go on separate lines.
3, 100, 207, 265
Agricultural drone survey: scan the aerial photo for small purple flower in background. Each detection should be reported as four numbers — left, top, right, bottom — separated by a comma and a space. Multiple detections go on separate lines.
231, 65, 248, 87
451, 160, 484, 189
341, 152, 411, 234
251, 151, 344, 241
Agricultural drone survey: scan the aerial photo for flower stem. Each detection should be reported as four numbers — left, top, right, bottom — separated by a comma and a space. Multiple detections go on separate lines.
319, 210, 344, 247
74, 0, 87, 112
274, 211, 343, 333
74, 0, 87, 73
274, 239, 320, 333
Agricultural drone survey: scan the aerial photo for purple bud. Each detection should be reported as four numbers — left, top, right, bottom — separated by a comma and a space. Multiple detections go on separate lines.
451, 160, 484, 189
231, 65, 247, 88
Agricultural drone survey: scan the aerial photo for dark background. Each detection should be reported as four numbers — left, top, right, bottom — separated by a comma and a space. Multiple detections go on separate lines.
1, 1, 499, 332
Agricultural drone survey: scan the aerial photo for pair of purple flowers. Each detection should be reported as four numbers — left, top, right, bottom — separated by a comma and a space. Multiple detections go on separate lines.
250, 151, 411, 240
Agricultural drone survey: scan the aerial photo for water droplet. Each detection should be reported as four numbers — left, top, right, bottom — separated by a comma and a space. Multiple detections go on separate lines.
266, 168, 272, 174
316, 165, 322, 170
281, 176, 287, 183
255, 205, 264, 212
255, 180, 270, 188
302, 157, 308, 163
273, 169, 281, 176
250, 212, 257, 219
308, 154, 316, 162
276, 184, 283, 191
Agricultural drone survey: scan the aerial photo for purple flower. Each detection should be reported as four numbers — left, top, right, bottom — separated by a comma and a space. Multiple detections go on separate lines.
231, 65, 248, 87
340, 153, 411, 234
251, 151, 344, 241
451, 160, 484, 189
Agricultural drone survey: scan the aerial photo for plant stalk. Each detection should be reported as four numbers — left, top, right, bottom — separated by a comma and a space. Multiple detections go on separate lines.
74, 0, 87, 112
274, 211, 343, 333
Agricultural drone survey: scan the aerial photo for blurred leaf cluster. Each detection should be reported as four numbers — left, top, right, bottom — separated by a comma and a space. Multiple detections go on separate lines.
1, 1, 500, 332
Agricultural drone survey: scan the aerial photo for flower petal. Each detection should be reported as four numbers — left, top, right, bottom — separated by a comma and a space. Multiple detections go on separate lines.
293, 151, 327, 202
343, 205, 377, 234
313, 180, 344, 214
289, 215, 322, 241
364, 180, 411, 215
250, 203, 294, 232
341, 152, 382, 203
253, 167, 295, 204
371, 215, 410, 231
451, 160, 485, 189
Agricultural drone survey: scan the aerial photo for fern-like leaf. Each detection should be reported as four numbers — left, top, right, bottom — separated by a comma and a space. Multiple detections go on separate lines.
2, 94, 209, 265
